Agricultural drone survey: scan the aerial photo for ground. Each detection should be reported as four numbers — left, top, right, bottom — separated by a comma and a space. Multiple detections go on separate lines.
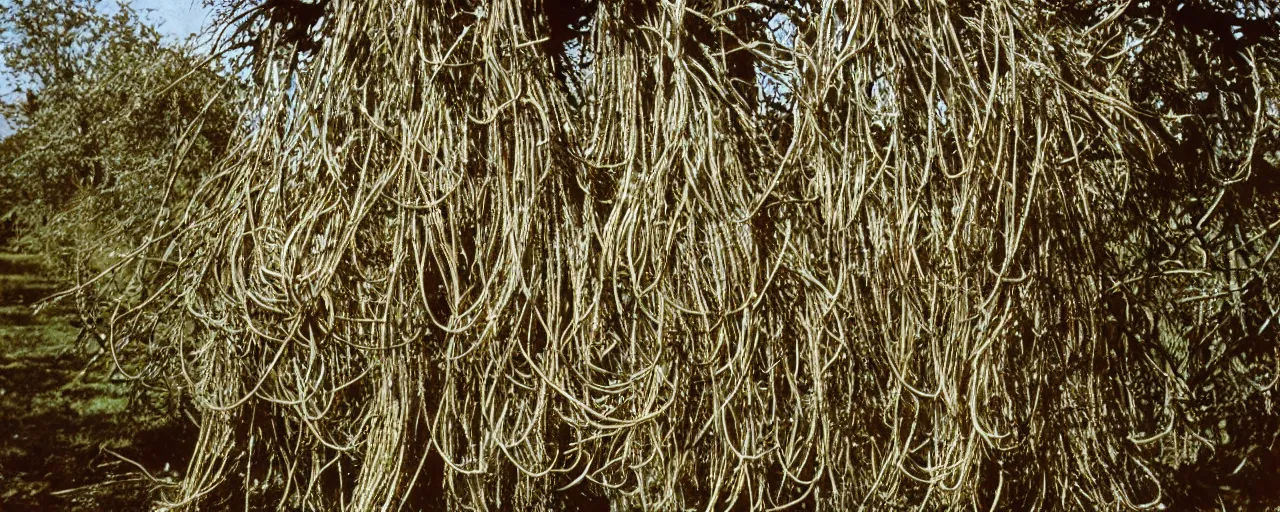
0, 254, 194, 511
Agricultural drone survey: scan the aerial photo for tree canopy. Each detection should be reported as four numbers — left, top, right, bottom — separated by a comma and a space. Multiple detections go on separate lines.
0, 0, 237, 273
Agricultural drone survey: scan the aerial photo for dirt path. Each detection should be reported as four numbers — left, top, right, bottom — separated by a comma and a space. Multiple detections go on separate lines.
0, 254, 193, 511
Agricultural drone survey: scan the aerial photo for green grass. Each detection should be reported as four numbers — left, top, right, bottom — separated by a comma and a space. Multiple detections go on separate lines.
0, 253, 193, 511
0, 253, 46, 275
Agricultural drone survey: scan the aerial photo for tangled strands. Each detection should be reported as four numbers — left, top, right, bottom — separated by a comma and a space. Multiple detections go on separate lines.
78, 0, 1280, 509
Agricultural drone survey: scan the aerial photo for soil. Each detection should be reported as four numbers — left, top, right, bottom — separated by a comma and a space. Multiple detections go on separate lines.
0, 254, 195, 511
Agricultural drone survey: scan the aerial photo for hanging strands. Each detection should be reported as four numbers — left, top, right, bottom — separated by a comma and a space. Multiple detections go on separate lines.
71, 0, 1280, 509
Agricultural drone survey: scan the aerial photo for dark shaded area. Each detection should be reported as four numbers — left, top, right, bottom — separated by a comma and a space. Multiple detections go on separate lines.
0, 254, 194, 511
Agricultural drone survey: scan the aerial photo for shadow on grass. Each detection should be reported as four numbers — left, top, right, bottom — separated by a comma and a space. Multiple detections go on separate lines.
0, 253, 195, 511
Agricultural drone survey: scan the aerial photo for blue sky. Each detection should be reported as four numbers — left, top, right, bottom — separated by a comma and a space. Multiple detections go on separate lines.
1, 1, 212, 136
131, 0, 213, 42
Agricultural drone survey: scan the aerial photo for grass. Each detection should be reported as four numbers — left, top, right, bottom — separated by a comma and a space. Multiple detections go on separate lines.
0, 253, 46, 275
0, 253, 194, 511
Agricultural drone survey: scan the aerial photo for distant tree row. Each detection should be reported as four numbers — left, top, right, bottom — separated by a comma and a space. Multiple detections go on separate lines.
0, 0, 237, 273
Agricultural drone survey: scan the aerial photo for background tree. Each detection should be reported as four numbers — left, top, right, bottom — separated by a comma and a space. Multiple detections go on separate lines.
63, 0, 1280, 510
0, 0, 238, 276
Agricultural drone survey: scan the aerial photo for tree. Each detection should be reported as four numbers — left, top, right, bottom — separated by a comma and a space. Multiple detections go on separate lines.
0, 0, 237, 266
79, 0, 1280, 510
